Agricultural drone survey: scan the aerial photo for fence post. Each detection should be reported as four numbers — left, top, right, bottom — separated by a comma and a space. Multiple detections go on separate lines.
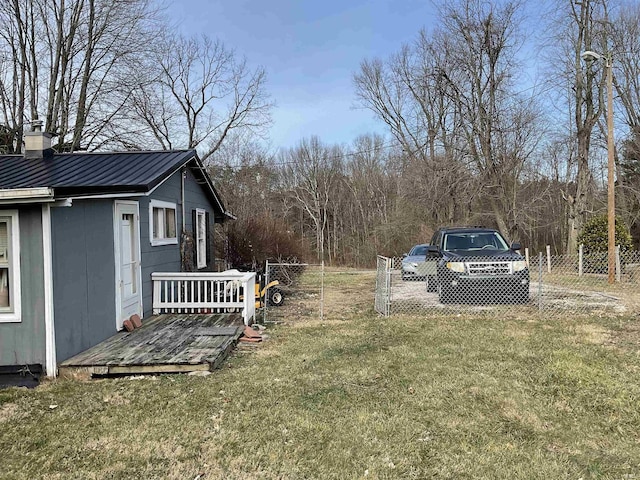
152, 275, 160, 315
243, 273, 256, 325
385, 256, 392, 317
538, 252, 543, 312
525, 247, 530, 267
616, 245, 621, 283
579, 244, 583, 277
320, 260, 325, 322
264, 259, 269, 324
546, 245, 551, 273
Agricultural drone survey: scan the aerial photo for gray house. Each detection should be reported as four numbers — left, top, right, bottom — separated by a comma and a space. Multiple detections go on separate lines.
0, 129, 231, 377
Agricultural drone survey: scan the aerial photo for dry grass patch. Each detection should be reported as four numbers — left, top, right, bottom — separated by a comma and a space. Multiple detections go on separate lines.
607, 317, 640, 352
574, 323, 611, 345
0, 402, 23, 423
497, 396, 549, 432
274, 267, 375, 328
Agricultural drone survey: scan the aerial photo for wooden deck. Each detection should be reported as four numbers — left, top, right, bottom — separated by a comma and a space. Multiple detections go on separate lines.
58, 313, 244, 377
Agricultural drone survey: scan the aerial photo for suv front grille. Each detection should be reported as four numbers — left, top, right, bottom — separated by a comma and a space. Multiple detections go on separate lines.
466, 261, 512, 276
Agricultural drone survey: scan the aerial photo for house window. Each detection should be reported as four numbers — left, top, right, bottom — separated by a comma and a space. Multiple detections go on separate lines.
149, 200, 177, 246
0, 211, 21, 323
195, 209, 207, 269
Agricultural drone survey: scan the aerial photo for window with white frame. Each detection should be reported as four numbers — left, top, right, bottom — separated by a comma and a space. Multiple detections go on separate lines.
195, 209, 207, 269
0, 211, 21, 323
149, 200, 177, 246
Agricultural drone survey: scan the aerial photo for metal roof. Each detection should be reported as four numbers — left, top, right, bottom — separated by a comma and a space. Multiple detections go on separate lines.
0, 149, 230, 220
0, 150, 194, 195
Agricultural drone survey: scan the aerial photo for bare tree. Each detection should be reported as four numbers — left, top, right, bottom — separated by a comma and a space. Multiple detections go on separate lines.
353, 27, 472, 229
0, 0, 39, 152
0, 0, 163, 152
355, 0, 537, 237
544, 0, 610, 254
607, 2, 640, 242
343, 135, 392, 255
280, 137, 342, 262
437, 0, 538, 236
611, 2, 640, 135
136, 34, 273, 161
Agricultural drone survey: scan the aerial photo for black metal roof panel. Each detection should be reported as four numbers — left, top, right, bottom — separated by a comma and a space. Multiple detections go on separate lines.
0, 150, 196, 196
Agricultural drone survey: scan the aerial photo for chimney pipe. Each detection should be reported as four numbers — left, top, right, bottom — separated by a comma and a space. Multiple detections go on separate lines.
24, 119, 53, 160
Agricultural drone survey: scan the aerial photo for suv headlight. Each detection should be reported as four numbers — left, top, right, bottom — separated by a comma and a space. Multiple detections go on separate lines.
513, 261, 528, 272
446, 262, 465, 273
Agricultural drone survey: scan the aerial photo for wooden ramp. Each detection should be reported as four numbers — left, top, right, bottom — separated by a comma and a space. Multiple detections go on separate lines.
58, 313, 244, 377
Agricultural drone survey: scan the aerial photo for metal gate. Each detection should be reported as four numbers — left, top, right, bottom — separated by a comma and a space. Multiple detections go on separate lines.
263, 261, 324, 323
375, 255, 391, 316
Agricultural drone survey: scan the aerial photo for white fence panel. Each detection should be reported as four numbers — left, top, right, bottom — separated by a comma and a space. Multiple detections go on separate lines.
152, 271, 256, 325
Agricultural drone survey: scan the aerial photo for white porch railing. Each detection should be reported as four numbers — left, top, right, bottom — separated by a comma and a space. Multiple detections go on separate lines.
152, 271, 256, 325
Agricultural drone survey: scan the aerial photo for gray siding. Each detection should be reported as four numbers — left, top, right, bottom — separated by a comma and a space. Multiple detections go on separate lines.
138, 173, 182, 317
51, 199, 116, 362
0, 206, 46, 367
138, 167, 218, 315
1, 160, 222, 368
49, 165, 219, 363
183, 166, 217, 248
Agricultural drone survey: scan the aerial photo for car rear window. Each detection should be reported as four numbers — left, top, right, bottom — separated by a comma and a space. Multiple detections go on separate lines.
410, 245, 428, 255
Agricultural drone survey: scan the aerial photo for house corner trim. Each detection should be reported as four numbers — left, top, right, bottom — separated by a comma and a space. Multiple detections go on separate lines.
42, 204, 56, 377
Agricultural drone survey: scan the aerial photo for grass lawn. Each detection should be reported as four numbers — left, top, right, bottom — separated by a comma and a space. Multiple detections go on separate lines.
2, 270, 640, 479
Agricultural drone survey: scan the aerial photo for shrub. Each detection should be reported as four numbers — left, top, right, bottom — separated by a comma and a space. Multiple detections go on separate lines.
224, 215, 310, 271
577, 215, 633, 274
577, 214, 633, 253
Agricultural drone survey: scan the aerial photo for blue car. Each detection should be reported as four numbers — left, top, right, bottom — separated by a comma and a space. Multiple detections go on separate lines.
401, 244, 429, 280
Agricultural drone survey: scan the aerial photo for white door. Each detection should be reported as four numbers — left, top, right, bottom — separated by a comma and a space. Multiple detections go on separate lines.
115, 202, 142, 330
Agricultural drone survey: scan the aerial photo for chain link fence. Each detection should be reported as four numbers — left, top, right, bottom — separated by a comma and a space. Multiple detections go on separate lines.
375, 256, 391, 317
262, 261, 324, 323
375, 250, 640, 317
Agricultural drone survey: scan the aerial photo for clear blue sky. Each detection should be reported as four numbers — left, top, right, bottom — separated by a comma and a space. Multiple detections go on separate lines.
164, 0, 438, 149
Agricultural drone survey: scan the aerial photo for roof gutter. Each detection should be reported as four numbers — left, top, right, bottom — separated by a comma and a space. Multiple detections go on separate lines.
0, 187, 55, 204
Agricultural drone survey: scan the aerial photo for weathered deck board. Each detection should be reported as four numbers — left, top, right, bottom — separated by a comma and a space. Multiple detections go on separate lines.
58, 313, 244, 376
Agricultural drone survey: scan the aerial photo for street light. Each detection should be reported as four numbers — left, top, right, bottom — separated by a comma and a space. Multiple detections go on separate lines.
581, 50, 615, 284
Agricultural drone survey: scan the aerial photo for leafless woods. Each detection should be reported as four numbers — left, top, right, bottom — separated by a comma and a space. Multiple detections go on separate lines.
211, 0, 640, 266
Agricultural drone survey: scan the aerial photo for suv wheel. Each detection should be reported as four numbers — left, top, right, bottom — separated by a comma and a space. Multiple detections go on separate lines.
513, 285, 530, 304
426, 275, 437, 292
438, 283, 454, 304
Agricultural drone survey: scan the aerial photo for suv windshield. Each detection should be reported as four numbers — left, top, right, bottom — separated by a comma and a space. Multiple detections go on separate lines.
443, 232, 509, 251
